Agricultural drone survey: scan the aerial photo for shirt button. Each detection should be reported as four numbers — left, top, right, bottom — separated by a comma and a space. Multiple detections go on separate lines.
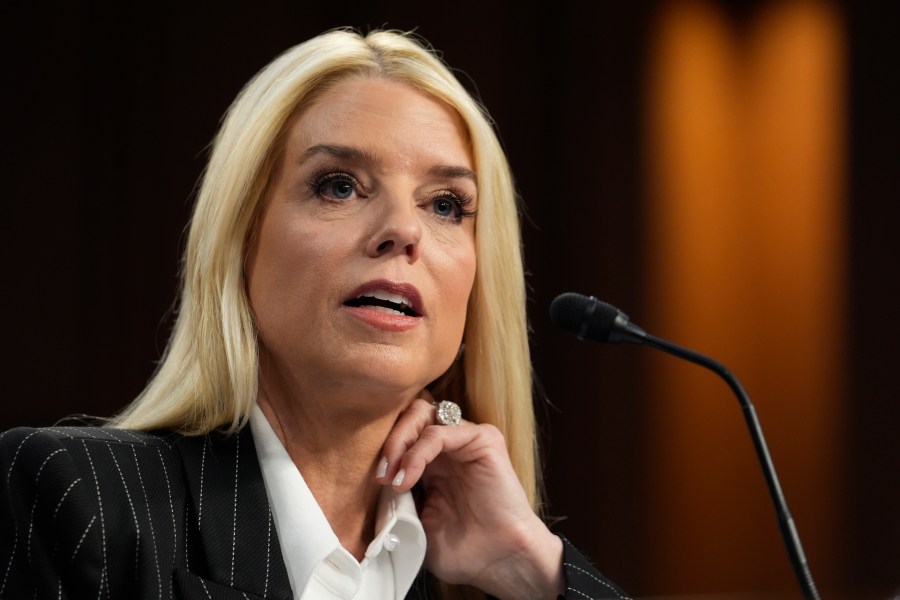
384, 533, 400, 551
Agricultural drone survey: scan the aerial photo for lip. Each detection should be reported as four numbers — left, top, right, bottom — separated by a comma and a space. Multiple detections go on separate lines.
343, 280, 425, 315
341, 279, 425, 332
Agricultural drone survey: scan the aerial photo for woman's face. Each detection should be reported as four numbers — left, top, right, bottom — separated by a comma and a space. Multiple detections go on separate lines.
246, 76, 477, 405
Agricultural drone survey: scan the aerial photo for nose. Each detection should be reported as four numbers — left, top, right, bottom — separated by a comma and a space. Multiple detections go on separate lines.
366, 194, 422, 262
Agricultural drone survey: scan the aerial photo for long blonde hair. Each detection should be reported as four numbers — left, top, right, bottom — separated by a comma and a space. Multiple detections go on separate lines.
111, 26, 536, 529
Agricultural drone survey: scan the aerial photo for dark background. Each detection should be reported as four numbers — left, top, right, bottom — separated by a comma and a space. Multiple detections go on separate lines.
4, 1, 898, 598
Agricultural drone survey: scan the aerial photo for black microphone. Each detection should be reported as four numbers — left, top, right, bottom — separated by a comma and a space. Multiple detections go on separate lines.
549, 292, 820, 600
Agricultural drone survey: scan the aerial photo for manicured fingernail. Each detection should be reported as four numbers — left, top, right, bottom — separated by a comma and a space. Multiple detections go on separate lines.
376, 457, 388, 479
392, 469, 405, 487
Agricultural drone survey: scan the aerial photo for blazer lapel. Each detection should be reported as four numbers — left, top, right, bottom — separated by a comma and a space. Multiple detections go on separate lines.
176, 427, 292, 600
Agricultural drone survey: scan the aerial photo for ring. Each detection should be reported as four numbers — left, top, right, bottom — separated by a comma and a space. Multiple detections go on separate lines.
435, 400, 462, 426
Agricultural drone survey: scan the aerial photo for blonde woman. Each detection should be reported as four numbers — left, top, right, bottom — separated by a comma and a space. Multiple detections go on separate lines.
0, 29, 628, 600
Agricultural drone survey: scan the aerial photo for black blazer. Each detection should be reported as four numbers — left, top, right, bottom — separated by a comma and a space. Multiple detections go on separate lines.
0, 425, 628, 600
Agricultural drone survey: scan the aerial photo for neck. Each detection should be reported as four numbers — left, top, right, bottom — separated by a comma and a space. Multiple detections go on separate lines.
256, 359, 418, 560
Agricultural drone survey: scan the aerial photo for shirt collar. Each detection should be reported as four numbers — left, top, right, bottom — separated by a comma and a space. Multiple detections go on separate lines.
368, 485, 426, 593
249, 403, 426, 598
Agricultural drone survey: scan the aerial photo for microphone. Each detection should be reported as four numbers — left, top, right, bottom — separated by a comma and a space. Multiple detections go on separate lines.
549, 292, 647, 344
549, 292, 820, 600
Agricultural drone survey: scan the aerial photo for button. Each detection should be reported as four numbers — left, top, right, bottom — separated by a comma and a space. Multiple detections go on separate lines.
383, 533, 400, 551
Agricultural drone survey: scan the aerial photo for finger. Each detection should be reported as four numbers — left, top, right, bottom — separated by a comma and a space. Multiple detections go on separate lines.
391, 422, 502, 493
389, 424, 453, 492
376, 397, 435, 483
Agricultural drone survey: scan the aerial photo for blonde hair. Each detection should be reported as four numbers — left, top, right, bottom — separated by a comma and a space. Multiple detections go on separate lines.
111, 29, 536, 520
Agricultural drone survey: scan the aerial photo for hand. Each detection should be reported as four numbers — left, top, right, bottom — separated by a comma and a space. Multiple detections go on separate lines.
377, 395, 564, 600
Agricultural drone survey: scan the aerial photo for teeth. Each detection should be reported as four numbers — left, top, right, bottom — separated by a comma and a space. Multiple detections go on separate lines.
357, 290, 412, 309
369, 305, 406, 316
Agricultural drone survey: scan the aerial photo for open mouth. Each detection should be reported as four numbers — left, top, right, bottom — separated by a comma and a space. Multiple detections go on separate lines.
344, 290, 420, 317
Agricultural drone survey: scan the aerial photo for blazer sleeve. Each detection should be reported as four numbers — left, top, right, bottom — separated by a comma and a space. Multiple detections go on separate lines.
559, 536, 630, 600
1, 426, 187, 599
0, 426, 106, 599
477, 535, 629, 600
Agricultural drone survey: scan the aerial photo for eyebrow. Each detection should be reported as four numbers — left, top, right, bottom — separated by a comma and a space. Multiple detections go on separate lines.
300, 144, 477, 183
428, 164, 477, 183
300, 144, 378, 165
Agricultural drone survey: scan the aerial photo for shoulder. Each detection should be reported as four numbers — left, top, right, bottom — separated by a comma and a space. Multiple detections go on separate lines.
0, 427, 193, 597
0, 424, 182, 449
1, 425, 181, 470
0, 426, 185, 505
1, 425, 190, 545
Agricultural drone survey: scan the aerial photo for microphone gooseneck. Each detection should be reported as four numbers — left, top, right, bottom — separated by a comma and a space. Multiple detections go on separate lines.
550, 292, 820, 600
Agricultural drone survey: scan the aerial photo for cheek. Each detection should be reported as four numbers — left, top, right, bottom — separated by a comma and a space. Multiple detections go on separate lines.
247, 221, 331, 324
426, 250, 475, 381
438, 244, 477, 332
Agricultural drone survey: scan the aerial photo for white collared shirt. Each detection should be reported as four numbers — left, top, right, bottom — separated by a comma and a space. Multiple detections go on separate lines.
249, 404, 426, 600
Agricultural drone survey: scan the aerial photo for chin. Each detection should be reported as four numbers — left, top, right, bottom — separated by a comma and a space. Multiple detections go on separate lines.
347, 345, 454, 397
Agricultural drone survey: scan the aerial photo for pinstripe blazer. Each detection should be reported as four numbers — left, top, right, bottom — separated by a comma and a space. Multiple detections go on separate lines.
0, 425, 628, 600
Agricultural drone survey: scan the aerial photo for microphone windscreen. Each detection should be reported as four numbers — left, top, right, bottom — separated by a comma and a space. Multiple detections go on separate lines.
549, 292, 619, 343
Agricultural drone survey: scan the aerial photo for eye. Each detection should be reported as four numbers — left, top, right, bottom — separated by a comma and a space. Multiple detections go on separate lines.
432, 196, 457, 218
309, 170, 364, 202
428, 191, 476, 224
327, 179, 354, 200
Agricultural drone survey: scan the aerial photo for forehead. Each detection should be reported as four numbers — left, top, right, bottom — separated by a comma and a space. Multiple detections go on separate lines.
285, 76, 473, 170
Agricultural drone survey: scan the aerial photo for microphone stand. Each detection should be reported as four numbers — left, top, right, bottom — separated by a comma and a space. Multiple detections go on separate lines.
634, 330, 821, 600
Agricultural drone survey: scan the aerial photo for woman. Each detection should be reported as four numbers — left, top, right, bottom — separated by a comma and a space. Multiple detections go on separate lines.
0, 29, 627, 600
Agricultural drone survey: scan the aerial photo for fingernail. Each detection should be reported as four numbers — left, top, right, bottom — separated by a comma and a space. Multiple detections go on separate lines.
392, 469, 405, 487
376, 457, 388, 479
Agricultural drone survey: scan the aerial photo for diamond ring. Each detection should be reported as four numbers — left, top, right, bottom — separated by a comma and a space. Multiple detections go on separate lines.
435, 400, 462, 426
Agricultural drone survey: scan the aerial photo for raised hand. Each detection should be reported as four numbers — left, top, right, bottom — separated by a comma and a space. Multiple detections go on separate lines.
376, 396, 564, 600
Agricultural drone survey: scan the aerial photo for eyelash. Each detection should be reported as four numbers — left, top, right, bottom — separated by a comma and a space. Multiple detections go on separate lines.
434, 191, 477, 224
307, 168, 477, 224
307, 169, 366, 201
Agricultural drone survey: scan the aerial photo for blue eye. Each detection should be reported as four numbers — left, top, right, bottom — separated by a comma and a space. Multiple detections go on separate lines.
328, 179, 354, 200
428, 191, 476, 224
310, 171, 362, 202
433, 197, 458, 218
